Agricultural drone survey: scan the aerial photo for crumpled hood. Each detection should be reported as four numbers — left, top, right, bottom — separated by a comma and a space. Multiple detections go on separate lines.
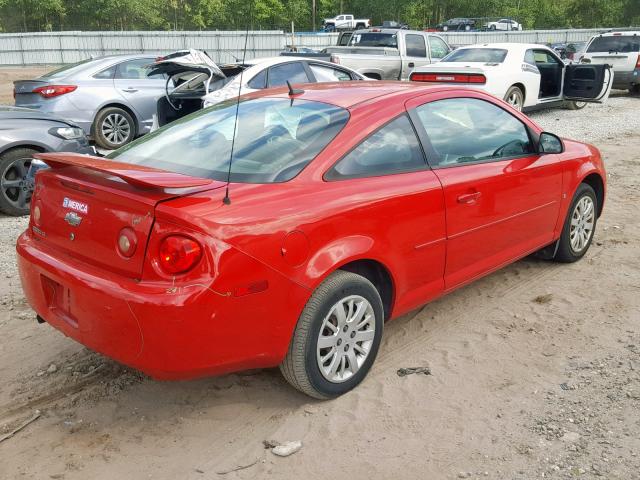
0, 104, 80, 127
149, 49, 226, 81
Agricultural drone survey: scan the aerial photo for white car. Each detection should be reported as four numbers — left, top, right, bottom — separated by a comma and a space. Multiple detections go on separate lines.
486, 19, 522, 31
152, 54, 367, 127
581, 31, 640, 94
409, 43, 613, 111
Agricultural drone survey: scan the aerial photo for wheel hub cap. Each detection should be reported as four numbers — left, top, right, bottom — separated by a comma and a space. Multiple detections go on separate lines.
316, 295, 376, 383
569, 196, 595, 253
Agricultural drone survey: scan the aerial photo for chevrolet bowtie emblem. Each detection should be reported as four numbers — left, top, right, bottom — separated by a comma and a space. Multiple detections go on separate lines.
64, 211, 83, 227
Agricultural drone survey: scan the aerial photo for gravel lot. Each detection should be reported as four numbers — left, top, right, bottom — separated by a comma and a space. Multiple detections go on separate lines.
0, 68, 638, 480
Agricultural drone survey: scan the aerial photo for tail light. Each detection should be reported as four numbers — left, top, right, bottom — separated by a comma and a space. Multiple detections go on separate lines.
12, 87, 16, 100
410, 72, 486, 84
32, 85, 77, 98
636, 54, 640, 68
158, 235, 202, 274
330, 54, 339, 64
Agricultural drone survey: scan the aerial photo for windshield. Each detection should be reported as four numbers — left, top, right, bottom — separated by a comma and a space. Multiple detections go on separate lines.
108, 98, 349, 183
587, 35, 640, 53
442, 48, 508, 63
349, 33, 398, 48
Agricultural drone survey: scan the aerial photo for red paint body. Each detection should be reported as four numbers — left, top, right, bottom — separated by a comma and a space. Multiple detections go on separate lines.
16, 83, 606, 380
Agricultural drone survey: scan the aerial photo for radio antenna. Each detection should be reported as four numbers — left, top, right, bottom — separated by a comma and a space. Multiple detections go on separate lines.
223, 3, 253, 205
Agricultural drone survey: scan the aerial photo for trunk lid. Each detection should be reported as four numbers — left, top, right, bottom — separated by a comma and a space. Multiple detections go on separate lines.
31, 153, 225, 279
13, 79, 49, 107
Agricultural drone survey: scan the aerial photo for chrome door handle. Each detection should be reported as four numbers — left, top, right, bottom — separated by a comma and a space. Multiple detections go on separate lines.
457, 192, 481, 204
121, 88, 138, 93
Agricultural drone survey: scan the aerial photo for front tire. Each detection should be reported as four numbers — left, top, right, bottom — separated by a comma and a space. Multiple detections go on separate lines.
93, 106, 135, 150
0, 147, 37, 216
504, 86, 524, 111
280, 270, 384, 399
565, 100, 587, 110
554, 183, 597, 263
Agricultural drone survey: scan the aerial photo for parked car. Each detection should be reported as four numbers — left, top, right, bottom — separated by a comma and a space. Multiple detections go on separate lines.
13, 54, 168, 150
435, 18, 476, 32
581, 31, 640, 93
326, 28, 452, 80
485, 18, 522, 31
0, 106, 93, 216
19, 81, 606, 398
153, 54, 367, 126
322, 14, 370, 31
566, 41, 587, 62
409, 43, 613, 111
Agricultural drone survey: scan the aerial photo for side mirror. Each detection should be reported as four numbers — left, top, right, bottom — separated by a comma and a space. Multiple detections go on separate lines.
539, 132, 564, 154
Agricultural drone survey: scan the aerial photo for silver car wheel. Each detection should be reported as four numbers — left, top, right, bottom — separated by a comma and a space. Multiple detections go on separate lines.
101, 113, 131, 146
1, 157, 31, 209
507, 91, 523, 111
316, 294, 376, 383
569, 196, 595, 253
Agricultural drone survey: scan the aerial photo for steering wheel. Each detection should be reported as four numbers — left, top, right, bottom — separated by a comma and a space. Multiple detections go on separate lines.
492, 139, 527, 158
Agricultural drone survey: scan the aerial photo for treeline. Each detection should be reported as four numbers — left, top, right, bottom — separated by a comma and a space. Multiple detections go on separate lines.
0, 0, 638, 33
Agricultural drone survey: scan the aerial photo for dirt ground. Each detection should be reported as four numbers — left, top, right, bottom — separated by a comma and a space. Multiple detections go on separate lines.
0, 68, 639, 480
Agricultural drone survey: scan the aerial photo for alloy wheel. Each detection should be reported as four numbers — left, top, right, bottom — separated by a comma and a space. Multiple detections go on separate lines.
506, 91, 523, 111
1, 157, 31, 210
569, 196, 595, 253
101, 113, 131, 146
316, 295, 376, 383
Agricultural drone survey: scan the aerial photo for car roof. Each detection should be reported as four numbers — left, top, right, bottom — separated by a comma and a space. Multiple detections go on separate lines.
253, 81, 457, 109
456, 42, 550, 51
243, 56, 363, 75
595, 31, 640, 37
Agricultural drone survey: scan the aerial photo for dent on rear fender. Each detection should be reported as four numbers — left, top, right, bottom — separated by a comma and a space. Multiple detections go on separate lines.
305, 235, 376, 284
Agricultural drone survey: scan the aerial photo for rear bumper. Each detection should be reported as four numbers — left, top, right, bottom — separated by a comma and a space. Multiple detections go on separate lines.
611, 69, 640, 89
17, 229, 310, 380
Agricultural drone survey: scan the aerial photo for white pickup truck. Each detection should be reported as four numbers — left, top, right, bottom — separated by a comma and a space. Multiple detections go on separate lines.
325, 28, 452, 80
322, 14, 370, 31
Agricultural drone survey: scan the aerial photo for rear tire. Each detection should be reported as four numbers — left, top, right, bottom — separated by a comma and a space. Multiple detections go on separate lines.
0, 147, 37, 216
630, 85, 640, 96
93, 106, 135, 150
565, 100, 587, 110
554, 183, 597, 263
504, 86, 524, 111
280, 270, 384, 399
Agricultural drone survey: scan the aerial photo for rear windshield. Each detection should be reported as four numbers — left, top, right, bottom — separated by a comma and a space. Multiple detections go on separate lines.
442, 48, 508, 63
587, 35, 640, 53
349, 33, 398, 48
108, 98, 349, 183
40, 58, 95, 78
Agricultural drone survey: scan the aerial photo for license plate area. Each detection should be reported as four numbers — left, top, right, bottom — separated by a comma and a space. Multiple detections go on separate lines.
41, 274, 78, 328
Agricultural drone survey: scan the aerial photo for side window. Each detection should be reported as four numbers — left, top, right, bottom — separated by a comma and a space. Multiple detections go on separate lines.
414, 98, 533, 168
247, 69, 267, 89
268, 62, 310, 88
309, 64, 353, 82
429, 37, 449, 60
115, 59, 160, 80
524, 49, 536, 66
533, 50, 560, 65
405, 34, 427, 57
94, 65, 116, 79
326, 115, 426, 180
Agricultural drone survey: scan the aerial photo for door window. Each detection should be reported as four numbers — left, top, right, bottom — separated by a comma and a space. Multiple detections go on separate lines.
326, 115, 426, 180
115, 59, 162, 80
414, 98, 533, 167
429, 37, 450, 60
94, 65, 116, 79
309, 64, 354, 81
268, 62, 310, 88
247, 69, 267, 89
405, 34, 427, 57
532, 50, 560, 65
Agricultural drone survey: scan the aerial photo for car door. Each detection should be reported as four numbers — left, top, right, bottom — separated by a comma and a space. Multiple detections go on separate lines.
401, 33, 431, 79
324, 114, 447, 311
407, 93, 563, 290
562, 64, 613, 103
114, 58, 167, 134
427, 36, 450, 63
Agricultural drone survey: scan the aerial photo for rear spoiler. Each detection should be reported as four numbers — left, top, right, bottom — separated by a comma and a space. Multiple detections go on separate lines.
35, 153, 215, 189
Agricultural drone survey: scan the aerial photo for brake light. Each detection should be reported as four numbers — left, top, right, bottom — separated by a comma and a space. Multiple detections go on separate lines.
636, 54, 640, 68
158, 235, 202, 274
330, 54, 340, 64
12, 87, 16, 100
32, 85, 77, 98
117, 227, 138, 258
410, 73, 486, 84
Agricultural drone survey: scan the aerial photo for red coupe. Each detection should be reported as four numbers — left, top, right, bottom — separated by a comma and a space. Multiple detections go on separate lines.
17, 82, 605, 398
